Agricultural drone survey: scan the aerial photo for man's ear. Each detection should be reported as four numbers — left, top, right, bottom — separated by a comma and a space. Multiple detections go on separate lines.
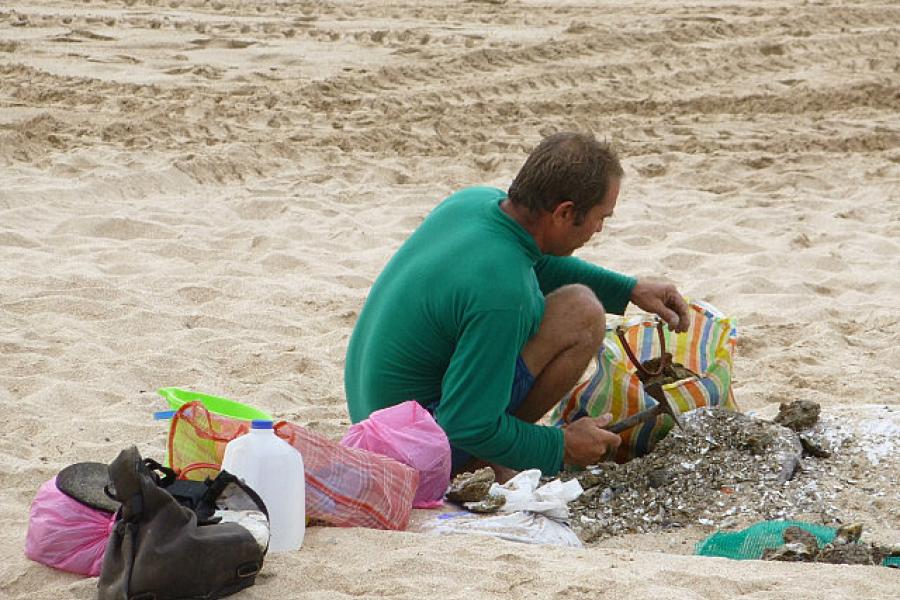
551, 200, 576, 224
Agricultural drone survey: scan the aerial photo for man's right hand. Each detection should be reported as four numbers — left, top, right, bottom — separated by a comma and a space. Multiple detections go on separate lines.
562, 414, 622, 466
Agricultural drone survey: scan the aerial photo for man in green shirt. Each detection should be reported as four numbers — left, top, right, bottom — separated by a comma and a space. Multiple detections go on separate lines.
345, 132, 690, 477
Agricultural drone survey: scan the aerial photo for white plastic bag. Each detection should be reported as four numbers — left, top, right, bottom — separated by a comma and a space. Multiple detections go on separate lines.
422, 470, 584, 547
423, 511, 582, 548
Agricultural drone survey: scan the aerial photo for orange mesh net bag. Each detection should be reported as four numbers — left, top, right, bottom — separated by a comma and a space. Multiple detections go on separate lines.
168, 402, 419, 530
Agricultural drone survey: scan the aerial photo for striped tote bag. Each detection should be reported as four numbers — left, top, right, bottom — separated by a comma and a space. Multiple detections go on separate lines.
550, 300, 738, 462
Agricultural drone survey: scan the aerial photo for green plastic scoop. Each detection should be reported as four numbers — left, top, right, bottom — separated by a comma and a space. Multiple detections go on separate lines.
157, 387, 273, 421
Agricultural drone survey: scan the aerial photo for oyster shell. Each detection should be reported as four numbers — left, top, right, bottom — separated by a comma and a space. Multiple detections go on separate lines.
446, 467, 495, 504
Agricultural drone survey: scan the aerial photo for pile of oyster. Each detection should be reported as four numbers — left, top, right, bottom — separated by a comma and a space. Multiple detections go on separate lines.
565, 404, 839, 542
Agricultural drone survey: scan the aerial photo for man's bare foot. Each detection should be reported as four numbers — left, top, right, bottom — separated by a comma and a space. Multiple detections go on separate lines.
490, 463, 518, 485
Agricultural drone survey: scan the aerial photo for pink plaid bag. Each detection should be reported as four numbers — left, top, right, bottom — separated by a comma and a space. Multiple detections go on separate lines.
168, 402, 418, 530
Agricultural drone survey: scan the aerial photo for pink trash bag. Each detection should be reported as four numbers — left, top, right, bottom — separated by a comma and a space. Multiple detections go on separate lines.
341, 401, 451, 508
25, 477, 115, 577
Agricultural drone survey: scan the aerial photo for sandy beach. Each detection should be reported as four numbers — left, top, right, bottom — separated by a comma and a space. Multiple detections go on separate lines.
2, 0, 899, 598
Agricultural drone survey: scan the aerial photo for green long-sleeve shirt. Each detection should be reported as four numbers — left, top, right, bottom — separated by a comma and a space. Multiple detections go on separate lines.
344, 186, 636, 474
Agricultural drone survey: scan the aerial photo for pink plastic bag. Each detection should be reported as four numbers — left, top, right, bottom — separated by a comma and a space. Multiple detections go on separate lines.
341, 401, 451, 508
25, 477, 115, 577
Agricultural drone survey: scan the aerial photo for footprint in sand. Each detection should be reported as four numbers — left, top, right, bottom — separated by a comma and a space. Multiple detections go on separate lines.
87, 54, 142, 65
0, 232, 40, 248
622, 235, 654, 247
53, 217, 176, 241
260, 253, 307, 272
232, 199, 289, 220
164, 65, 225, 79
661, 251, 706, 272
188, 38, 257, 49
176, 286, 222, 304
50, 29, 117, 43
678, 232, 763, 255
336, 275, 372, 289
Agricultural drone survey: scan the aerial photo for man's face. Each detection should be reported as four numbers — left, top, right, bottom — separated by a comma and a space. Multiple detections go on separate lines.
548, 178, 620, 256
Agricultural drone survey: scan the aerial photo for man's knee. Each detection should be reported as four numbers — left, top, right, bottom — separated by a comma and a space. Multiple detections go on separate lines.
546, 284, 606, 348
521, 284, 607, 377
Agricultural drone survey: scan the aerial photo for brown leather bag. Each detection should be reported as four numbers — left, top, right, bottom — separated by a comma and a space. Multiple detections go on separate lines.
97, 447, 267, 600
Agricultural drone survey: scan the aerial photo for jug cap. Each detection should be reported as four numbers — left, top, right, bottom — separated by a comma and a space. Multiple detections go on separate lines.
251, 419, 274, 429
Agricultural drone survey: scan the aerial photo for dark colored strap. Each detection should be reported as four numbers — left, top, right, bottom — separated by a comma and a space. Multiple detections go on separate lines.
203, 472, 232, 502
104, 483, 118, 503
142, 458, 177, 488
120, 493, 144, 522
165, 480, 207, 509
123, 522, 140, 600
615, 320, 670, 380
236, 562, 261, 578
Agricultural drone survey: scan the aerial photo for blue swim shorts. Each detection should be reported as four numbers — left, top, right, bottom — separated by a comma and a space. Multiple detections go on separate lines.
427, 355, 536, 472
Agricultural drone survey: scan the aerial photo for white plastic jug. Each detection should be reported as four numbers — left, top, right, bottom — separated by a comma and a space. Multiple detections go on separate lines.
221, 420, 305, 552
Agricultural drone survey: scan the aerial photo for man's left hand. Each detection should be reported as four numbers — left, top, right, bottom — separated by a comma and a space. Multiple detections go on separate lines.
629, 279, 691, 333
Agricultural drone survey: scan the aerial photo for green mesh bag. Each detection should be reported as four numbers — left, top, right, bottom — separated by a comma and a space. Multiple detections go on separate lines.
696, 520, 834, 560
696, 520, 898, 567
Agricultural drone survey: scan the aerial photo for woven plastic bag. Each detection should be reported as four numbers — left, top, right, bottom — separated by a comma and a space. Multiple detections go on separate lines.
341, 400, 451, 508
168, 401, 419, 530
551, 300, 738, 461
25, 477, 116, 577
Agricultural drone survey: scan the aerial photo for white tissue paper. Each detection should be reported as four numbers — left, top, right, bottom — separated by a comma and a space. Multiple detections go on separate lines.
488, 470, 583, 521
